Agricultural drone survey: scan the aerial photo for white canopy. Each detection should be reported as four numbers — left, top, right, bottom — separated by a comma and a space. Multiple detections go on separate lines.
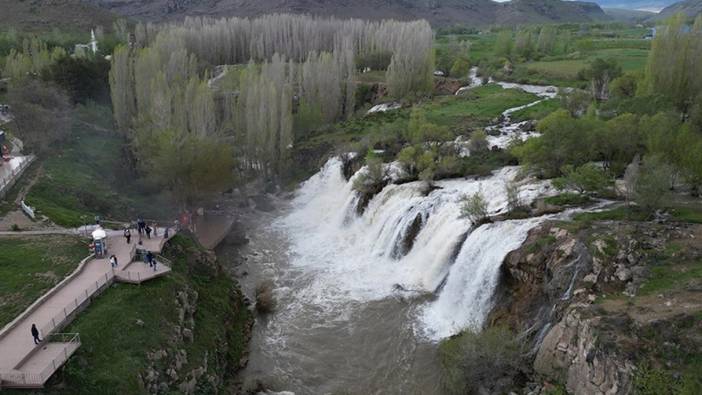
91, 227, 107, 240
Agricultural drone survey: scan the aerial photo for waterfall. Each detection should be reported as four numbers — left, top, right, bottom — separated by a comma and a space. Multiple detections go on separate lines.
417, 218, 545, 341
277, 158, 552, 328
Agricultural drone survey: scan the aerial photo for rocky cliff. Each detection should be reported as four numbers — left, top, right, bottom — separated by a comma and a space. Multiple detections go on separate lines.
489, 218, 702, 394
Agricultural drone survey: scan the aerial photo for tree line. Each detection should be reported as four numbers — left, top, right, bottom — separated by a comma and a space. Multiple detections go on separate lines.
512, 14, 702, 209
109, 14, 434, 204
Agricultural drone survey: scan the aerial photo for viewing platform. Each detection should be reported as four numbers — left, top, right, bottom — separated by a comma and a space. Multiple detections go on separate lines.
0, 230, 174, 389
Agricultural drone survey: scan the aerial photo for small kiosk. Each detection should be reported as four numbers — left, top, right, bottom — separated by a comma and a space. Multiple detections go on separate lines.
91, 227, 108, 258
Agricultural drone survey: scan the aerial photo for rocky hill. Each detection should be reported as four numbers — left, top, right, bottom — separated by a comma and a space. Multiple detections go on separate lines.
83, 0, 609, 26
657, 0, 702, 18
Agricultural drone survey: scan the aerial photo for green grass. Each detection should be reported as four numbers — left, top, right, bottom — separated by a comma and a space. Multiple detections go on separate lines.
25, 103, 178, 227
544, 192, 592, 207
670, 207, 702, 224
639, 261, 702, 296
52, 235, 251, 395
0, 235, 88, 328
572, 206, 650, 223
422, 84, 538, 130
510, 99, 561, 123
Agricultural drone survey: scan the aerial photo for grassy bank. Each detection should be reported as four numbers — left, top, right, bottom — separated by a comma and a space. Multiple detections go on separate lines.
25, 103, 177, 227
0, 235, 88, 328
33, 235, 252, 395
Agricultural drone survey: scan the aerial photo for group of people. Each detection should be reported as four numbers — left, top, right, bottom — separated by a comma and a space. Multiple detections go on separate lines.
137, 218, 155, 239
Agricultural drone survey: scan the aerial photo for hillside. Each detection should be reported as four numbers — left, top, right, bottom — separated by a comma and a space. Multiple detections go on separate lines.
594, 0, 676, 11
83, 0, 609, 26
657, 0, 702, 18
604, 7, 657, 22
0, 0, 116, 32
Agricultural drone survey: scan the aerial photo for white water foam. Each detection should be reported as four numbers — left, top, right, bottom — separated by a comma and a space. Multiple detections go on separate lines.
417, 217, 545, 340
277, 158, 552, 320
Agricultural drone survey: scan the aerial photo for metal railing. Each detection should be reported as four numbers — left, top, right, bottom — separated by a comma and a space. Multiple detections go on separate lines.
37, 333, 81, 383
0, 155, 34, 197
0, 334, 80, 387
38, 271, 114, 338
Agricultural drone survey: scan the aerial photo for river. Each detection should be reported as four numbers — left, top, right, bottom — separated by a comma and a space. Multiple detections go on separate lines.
220, 78, 561, 394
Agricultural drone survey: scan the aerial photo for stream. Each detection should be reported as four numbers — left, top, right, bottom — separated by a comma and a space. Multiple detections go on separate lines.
220, 77, 562, 394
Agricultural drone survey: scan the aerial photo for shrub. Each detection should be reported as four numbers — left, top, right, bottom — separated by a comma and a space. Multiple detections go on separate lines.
439, 326, 523, 395
633, 155, 672, 212
352, 150, 387, 194
255, 280, 276, 314
461, 190, 489, 224
505, 180, 522, 211
552, 163, 612, 195
469, 129, 489, 154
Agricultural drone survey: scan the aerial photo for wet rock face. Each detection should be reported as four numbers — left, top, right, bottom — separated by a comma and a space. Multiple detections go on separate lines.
392, 212, 425, 259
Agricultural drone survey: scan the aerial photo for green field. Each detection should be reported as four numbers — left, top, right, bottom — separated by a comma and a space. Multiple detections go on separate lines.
0, 235, 88, 328
421, 84, 537, 129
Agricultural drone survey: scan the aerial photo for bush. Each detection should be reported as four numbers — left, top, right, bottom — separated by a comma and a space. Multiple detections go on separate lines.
552, 163, 612, 195
633, 155, 672, 212
439, 326, 523, 395
505, 180, 523, 212
469, 129, 489, 154
255, 279, 276, 314
352, 150, 387, 194
461, 190, 489, 224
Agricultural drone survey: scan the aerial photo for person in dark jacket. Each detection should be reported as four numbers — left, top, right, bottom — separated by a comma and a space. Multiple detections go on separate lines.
145, 225, 152, 239
124, 228, 131, 244
31, 323, 41, 344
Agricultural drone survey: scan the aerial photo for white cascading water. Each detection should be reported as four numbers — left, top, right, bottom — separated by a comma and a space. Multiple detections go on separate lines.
273, 77, 562, 343
277, 156, 552, 335
418, 217, 545, 340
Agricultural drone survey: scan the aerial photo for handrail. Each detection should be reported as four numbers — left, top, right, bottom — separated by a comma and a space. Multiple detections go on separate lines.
0, 253, 95, 340
0, 334, 80, 386
0, 155, 34, 197
38, 271, 113, 337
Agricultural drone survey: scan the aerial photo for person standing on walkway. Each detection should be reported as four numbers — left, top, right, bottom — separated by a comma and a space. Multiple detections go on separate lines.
31, 324, 41, 345
145, 225, 152, 239
152, 223, 158, 237
137, 218, 144, 236
146, 251, 154, 267
124, 228, 131, 244
109, 254, 118, 268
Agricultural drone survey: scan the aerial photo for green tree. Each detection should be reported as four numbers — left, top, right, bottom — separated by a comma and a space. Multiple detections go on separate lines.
595, 113, 642, 175
439, 326, 522, 395
580, 58, 622, 101
494, 31, 513, 58
633, 155, 672, 211
512, 110, 598, 177
553, 164, 612, 195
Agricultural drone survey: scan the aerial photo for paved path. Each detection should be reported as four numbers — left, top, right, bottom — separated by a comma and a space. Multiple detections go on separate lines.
0, 229, 173, 388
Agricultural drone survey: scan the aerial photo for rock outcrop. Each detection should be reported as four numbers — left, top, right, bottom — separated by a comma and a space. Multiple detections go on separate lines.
489, 220, 702, 394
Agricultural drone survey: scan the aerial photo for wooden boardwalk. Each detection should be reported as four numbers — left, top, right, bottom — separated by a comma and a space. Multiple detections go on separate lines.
0, 230, 173, 389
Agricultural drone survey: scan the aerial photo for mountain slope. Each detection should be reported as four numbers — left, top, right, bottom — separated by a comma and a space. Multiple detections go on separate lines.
593, 0, 676, 12
0, 0, 116, 31
657, 0, 702, 18
604, 7, 656, 22
83, 0, 609, 26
